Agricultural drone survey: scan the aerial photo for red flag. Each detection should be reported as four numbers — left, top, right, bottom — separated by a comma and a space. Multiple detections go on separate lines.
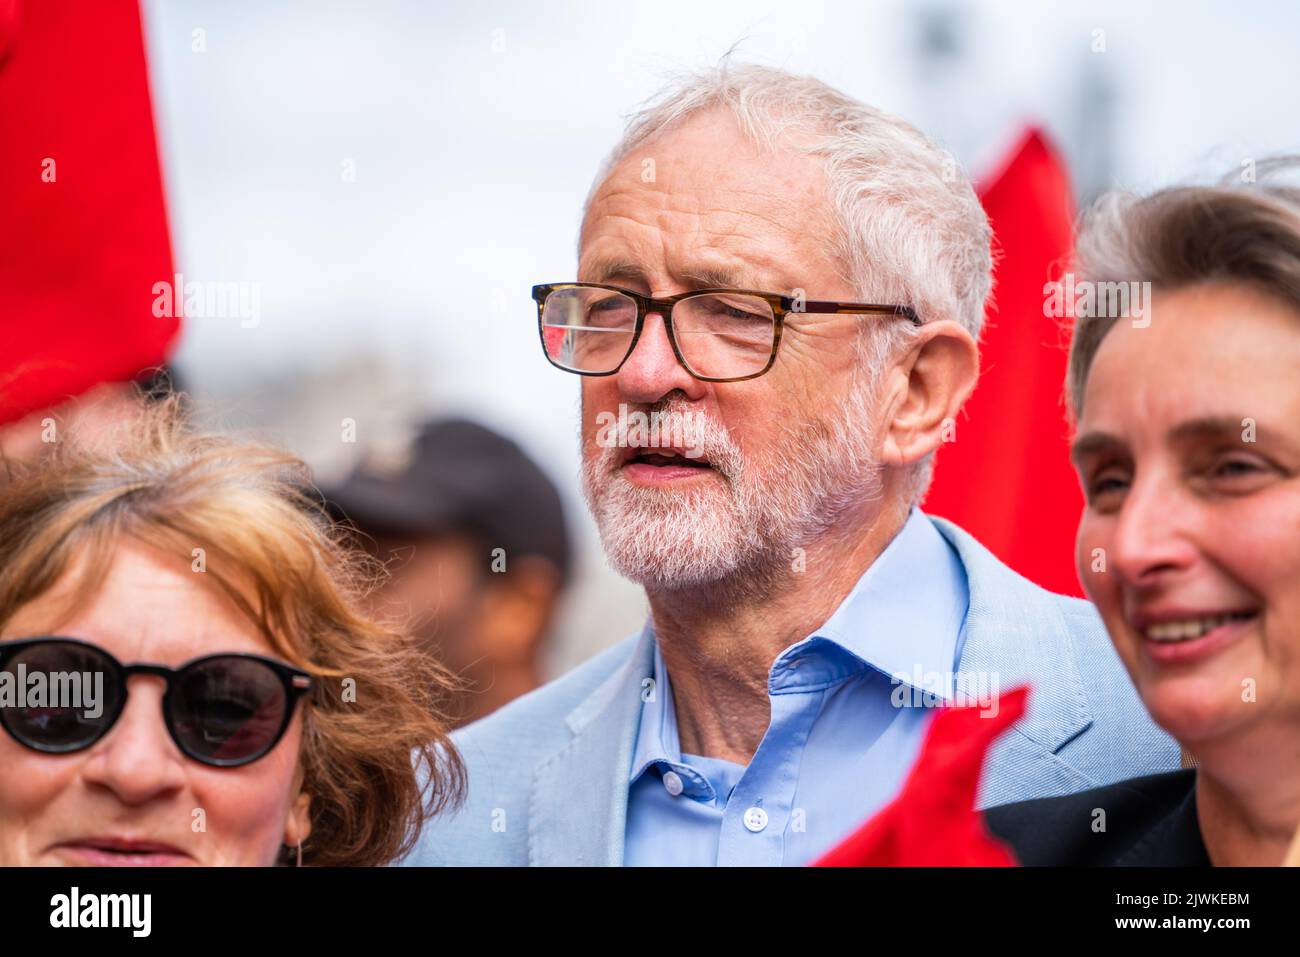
0, 0, 177, 426
924, 129, 1082, 596
813, 687, 1027, 867
0, 1, 19, 68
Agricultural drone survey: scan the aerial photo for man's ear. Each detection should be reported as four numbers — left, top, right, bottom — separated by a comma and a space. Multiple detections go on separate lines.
878, 319, 979, 468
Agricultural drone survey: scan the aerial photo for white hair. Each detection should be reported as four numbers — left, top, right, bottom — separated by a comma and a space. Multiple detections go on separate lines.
582, 61, 993, 503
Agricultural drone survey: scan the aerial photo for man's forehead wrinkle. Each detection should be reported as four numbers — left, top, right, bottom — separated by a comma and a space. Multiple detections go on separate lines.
582, 162, 671, 229
584, 208, 824, 295
579, 201, 667, 275
604, 135, 824, 212
582, 143, 838, 296
592, 137, 825, 223
697, 202, 804, 246
667, 178, 823, 229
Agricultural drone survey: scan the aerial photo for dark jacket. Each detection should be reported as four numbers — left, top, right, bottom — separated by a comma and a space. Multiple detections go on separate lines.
983, 769, 1210, 866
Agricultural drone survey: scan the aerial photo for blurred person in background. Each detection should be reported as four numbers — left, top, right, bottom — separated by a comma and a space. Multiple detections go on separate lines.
987, 162, 1300, 865
0, 395, 463, 866
405, 62, 1178, 867
325, 418, 571, 726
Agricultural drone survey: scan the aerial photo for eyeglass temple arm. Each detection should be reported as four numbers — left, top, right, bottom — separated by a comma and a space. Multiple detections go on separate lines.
794, 301, 922, 325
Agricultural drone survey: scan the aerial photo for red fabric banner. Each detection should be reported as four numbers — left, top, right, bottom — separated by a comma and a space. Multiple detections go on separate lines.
813, 687, 1027, 867
924, 129, 1082, 596
0, 0, 177, 426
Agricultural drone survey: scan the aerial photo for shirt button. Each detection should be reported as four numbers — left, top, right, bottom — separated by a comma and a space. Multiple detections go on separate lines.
743, 806, 768, 832
662, 770, 684, 797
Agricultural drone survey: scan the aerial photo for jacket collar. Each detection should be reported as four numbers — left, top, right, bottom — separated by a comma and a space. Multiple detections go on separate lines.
930, 516, 1093, 757
807, 507, 970, 698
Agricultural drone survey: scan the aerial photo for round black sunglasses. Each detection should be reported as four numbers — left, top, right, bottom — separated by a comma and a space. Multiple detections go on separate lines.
0, 637, 312, 768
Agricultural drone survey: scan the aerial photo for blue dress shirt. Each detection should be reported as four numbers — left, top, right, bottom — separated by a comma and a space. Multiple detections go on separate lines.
623, 508, 971, 866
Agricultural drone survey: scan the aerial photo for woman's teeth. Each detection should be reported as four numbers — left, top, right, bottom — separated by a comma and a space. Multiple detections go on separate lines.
1144, 612, 1252, 642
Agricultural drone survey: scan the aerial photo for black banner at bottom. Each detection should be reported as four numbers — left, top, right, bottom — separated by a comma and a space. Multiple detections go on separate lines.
0, 865, 1284, 944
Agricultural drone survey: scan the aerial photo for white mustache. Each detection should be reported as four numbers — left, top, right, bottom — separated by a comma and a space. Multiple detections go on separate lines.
598, 401, 742, 481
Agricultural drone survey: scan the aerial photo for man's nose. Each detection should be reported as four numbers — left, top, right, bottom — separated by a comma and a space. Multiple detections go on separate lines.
615, 311, 708, 405
81, 680, 187, 805
1109, 474, 1199, 587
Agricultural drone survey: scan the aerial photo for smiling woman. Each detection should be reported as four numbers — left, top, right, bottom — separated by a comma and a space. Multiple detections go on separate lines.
985, 159, 1300, 867
0, 394, 464, 866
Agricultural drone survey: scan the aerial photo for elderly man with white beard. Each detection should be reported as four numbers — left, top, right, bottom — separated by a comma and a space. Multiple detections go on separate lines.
404, 63, 1179, 867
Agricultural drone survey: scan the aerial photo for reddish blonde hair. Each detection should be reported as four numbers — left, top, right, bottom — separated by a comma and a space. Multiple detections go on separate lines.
0, 394, 464, 866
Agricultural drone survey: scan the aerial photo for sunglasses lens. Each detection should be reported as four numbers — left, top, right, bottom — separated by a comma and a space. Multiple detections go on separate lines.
0, 641, 120, 752
170, 657, 290, 765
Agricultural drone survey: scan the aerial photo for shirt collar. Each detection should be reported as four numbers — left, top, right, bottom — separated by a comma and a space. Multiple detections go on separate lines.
808, 507, 969, 698
627, 508, 970, 785
628, 636, 722, 797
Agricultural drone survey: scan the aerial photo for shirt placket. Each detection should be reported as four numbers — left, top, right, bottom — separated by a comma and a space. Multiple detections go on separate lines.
715, 658, 823, 866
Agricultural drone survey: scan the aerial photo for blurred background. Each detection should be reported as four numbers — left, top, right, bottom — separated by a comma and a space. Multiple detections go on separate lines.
4, 0, 1300, 694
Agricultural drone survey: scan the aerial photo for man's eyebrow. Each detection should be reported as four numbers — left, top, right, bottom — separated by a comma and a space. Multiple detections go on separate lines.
582, 259, 778, 293
581, 259, 647, 286
678, 264, 759, 290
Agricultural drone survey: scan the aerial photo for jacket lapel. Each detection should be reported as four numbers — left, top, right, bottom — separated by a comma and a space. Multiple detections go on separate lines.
931, 517, 1099, 805
528, 626, 655, 865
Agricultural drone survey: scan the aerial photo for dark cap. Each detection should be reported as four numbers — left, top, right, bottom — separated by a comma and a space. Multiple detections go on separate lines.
324, 418, 570, 583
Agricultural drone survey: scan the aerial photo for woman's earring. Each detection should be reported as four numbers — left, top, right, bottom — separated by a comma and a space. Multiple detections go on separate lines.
296, 840, 303, 867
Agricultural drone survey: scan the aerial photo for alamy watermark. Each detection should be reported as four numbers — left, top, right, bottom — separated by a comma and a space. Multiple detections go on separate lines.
0, 665, 103, 719
152, 272, 261, 328
889, 666, 1002, 716
50, 887, 151, 937
1044, 273, 1152, 328
595, 403, 707, 459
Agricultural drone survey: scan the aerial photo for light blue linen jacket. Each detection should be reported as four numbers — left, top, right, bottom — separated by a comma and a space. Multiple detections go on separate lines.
403, 517, 1179, 866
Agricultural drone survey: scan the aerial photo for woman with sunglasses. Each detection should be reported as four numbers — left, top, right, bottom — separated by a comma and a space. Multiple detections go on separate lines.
0, 396, 463, 866
984, 161, 1300, 866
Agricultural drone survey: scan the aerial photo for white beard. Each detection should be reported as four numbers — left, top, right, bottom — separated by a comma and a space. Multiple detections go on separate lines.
581, 380, 884, 594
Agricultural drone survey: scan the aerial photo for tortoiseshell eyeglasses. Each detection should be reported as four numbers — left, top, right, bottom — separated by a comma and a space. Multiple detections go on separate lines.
533, 282, 920, 383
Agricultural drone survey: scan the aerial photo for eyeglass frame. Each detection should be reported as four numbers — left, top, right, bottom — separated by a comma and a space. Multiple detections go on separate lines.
0, 636, 313, 768
532, 281, 922, 383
